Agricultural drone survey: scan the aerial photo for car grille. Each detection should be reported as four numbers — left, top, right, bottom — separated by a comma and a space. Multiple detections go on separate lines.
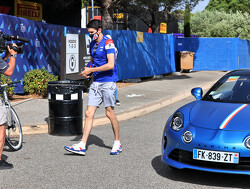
169, 149, 250, 170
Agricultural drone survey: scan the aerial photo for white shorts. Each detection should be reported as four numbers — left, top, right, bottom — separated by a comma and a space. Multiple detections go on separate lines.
0, 99, 7, 125
88, 82, 116, 108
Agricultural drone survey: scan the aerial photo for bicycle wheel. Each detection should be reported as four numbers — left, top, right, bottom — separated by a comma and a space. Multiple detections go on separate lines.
5, 106, 23, 151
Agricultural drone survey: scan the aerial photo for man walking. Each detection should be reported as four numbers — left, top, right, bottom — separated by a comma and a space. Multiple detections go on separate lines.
65, 19, 122, 155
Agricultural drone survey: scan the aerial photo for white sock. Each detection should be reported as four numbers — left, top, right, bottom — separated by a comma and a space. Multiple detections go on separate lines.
79, 141, 86, 148
114, 140, 121, 145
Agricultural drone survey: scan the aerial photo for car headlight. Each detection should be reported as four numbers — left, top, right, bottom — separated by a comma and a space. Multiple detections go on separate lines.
183, 131, 193, 143
244, 137, 250, 149
170, 111, 184, 131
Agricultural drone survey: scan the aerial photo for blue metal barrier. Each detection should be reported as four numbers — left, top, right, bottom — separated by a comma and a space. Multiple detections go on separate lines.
239, 39, 250, 69
175, 37, 240, 71
103, 30, 176, 80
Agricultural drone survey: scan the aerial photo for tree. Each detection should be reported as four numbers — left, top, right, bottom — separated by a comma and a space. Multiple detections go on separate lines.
116, 0, 203, 33
184, 3, 191, 37
95, 0, 120, 30
178, 10, 250, 40
206, 0, 250, 14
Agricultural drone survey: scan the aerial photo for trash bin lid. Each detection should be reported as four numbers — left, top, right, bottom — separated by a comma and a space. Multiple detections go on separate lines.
180, 51, 195, 54
48, 80, 84, 85
47, 80, 86, 94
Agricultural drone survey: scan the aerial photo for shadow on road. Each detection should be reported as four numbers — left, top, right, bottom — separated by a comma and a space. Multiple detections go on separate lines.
162, 74, 191, 80
3, 145, 17, 152
151, 155, 250, 188
70, 134, 112, 150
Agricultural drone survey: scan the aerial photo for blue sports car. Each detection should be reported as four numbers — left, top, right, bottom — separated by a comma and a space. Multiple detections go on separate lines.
162, 69, 250, 175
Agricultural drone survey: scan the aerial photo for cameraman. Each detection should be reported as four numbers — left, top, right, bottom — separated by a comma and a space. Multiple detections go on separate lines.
0, 44, 17, 170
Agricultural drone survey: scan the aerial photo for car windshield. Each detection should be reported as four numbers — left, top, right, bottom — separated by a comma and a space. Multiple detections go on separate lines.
202, 75, 250, 103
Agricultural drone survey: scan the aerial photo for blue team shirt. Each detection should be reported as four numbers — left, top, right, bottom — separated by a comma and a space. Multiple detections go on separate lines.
90, 36, 117, 82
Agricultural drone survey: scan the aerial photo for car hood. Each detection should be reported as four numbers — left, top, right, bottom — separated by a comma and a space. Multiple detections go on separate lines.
190, 100, 250, 131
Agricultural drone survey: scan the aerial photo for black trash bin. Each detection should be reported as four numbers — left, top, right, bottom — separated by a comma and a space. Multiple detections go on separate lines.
47, 81, 85, 136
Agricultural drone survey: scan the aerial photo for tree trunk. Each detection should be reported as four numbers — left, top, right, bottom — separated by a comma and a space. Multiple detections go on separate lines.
101, 0, 114, 30
151, 11, 162, 33
154, 25, 160, 33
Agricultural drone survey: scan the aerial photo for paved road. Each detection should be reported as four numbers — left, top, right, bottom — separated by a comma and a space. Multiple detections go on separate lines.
1, 97, 249, 188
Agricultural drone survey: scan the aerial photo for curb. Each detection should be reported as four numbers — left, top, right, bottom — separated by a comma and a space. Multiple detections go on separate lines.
21, 82, 214, 135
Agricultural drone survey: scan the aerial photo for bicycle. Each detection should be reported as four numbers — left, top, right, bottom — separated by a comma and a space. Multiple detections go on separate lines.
0, 80, 22, 151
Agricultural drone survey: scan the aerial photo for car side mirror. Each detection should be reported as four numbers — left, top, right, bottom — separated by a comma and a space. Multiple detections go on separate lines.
191, 87, 203, 100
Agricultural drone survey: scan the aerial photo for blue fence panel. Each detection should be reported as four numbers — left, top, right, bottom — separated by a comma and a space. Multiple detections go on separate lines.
175, 37, 240, 71
104, 30, 175, 80
238, 39, 250, 69
0, 14, 87, 93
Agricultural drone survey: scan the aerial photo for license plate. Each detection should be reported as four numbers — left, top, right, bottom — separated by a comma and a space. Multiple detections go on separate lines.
193, 149, 239, 164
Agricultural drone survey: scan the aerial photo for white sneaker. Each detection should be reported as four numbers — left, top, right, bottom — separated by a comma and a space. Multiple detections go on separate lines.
110, 141, 122, 155
64, 142, 86, 155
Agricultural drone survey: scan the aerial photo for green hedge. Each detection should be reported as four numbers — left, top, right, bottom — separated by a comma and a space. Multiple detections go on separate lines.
23, 69, 58, 97
0, 75, 14, 97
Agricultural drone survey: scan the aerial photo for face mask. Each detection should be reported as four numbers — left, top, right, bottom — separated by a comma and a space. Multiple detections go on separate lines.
89, 32, 99, 41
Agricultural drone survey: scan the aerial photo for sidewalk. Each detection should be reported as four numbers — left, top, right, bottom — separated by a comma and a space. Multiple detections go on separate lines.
11, 71, 226, 135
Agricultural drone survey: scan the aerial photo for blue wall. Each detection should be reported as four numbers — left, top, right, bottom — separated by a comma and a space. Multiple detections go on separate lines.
239, 39, 250, 69
175, 37, 242, 71
104, 30, 176, 80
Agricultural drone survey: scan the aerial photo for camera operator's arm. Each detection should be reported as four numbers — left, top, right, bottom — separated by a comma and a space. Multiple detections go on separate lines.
3, 44, 17, 76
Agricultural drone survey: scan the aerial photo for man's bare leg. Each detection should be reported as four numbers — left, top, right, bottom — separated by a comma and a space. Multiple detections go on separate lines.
105, 106, 119, 141
0, 124, 5, 160
81, 106, 97, 143
106, 106, 122, 155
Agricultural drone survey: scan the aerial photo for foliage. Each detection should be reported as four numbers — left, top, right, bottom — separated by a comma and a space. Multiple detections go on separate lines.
205, 0, 250, 14
81, 0, 90, 8
0, 75, 14, 97
171, 10, 185, 20
23, 69, 58, 97
116, 0, 203, 33
178, 10, 250, 40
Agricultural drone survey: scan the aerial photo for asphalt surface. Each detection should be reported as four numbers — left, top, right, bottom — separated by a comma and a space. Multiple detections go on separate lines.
1, 97, 249, 188
10, 71, 226, 134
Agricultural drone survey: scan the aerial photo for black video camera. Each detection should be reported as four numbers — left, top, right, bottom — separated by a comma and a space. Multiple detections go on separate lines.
0, 31, 30, 54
